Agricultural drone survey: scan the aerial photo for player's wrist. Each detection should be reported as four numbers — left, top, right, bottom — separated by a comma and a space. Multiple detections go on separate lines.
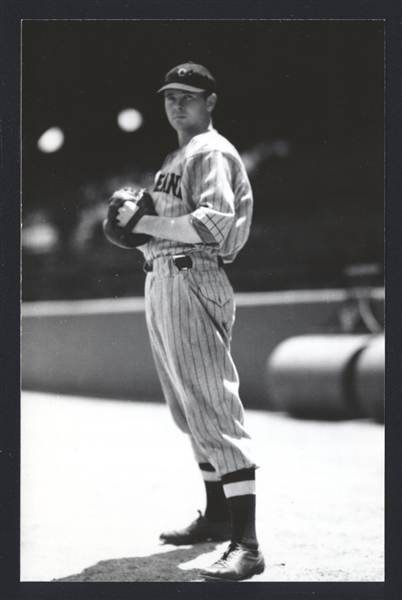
132, 214, 156, 234
134, 214, 203, 244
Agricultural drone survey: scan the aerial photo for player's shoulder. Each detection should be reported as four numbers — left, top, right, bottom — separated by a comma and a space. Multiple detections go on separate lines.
163, 146, 184, 166
186, 128, 242, 162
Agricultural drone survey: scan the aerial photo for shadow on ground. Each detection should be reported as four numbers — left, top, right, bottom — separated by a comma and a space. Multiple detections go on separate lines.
53, 543, 220, 582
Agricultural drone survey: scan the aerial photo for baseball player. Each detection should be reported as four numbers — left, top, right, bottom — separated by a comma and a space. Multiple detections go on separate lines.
111, 62, 265, 581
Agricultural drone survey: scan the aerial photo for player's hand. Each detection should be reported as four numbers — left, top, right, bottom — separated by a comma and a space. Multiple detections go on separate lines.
103, 187, 156, 249
116, 200, 138, 228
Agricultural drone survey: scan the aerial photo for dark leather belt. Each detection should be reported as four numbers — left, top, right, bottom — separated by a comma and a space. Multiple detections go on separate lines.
143, 254, 223, 273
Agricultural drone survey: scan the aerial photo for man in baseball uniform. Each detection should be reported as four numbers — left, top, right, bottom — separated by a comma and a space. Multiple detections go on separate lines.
115, 62, 265, 581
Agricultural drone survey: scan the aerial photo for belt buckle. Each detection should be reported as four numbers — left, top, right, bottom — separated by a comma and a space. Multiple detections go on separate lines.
173, 254, 192, 271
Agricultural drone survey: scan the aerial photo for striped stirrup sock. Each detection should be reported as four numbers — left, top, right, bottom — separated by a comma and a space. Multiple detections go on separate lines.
222, 467, 258, 550
199, 462, 230, 523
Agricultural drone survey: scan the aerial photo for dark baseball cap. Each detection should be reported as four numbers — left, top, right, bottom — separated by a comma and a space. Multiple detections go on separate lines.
157, 62, 216, 94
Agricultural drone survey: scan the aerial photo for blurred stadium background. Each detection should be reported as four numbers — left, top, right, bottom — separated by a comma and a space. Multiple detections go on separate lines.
22, 20, 383, 300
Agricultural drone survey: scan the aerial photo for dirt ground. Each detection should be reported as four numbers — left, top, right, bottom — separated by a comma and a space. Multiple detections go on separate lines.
21, 391, 384, 582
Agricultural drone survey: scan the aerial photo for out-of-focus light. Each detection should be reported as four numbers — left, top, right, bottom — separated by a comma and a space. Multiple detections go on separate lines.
117, 108, 143, 132
37, 127, 65, 153
241, 139, 291, 174
22, 223, 59, 253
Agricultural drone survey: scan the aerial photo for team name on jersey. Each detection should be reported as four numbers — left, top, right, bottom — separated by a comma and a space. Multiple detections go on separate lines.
154, 171, 182, 199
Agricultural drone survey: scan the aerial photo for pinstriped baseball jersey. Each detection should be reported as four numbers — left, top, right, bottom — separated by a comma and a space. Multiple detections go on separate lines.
142, 126, 258, 478
143, 127, 253, 263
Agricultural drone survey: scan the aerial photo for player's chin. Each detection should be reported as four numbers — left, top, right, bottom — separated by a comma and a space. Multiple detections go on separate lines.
170, 116, 188, 128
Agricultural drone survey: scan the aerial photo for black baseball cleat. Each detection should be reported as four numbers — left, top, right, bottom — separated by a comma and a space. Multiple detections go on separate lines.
200, 542, 265, 581
159, 511, 231, 545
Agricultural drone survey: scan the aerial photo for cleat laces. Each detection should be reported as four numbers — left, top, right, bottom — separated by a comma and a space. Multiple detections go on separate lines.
214, 543, 242, 567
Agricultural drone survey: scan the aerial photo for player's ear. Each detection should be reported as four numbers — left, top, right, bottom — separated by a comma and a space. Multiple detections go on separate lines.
206, 93, 218, 113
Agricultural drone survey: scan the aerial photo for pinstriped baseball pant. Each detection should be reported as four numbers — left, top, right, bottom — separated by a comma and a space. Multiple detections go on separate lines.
144, 252, 258, 478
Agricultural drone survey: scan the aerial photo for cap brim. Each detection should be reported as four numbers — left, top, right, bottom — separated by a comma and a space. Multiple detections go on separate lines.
157, 83, 206, 93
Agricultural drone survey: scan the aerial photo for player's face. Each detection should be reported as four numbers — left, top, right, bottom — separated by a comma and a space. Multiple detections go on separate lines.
164, 89, 214, 135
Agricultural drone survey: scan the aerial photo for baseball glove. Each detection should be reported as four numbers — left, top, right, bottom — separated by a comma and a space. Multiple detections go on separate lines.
102, 187, 156, 249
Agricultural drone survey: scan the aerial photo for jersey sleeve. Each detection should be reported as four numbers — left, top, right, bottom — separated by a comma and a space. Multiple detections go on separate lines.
183, 150, 236, 248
